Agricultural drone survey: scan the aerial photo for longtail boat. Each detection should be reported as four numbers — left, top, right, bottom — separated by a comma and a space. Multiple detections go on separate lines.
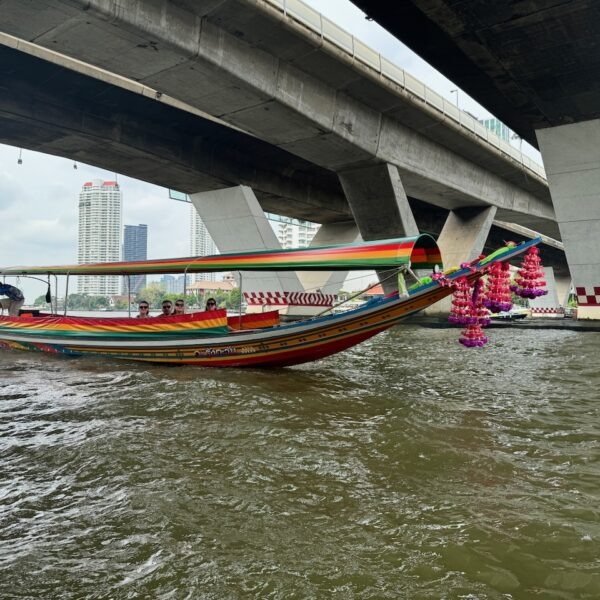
0, 236, 540, 368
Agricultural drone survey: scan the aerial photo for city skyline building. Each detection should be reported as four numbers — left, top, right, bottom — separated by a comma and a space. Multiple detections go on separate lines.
275, 219, 320, 249
159, 274, 186, 294
122, 224, 148, 295
77, 179, 122, 295
190, 205, 217, 282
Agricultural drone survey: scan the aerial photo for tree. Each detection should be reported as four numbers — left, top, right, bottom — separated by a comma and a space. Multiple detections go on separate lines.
135, 283, 166, 308
225, 288, 242, 309
34, 295, 51, 307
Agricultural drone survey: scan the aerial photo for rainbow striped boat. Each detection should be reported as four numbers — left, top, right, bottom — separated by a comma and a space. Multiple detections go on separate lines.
0, 236, 540, 368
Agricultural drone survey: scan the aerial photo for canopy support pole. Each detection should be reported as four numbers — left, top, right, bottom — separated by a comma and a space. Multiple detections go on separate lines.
63, 274, 70, 316
127, 275, 131, 317
238, 271, 243, 329
53, 275, 58, 315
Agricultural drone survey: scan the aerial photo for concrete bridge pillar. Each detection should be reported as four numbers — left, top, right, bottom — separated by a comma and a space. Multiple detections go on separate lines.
338, 163, 419, 293
189, 185, 353, 317
537, 120, 600, 319
529, 267, 563, 318
190, 185, 303, 298
555, 275, 572, 308
297, 222, 360, 295
437, 206, 497, 269
425, 205, 497, 316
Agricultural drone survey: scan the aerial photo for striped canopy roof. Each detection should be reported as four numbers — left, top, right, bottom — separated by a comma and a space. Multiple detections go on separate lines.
0, 235, 442, 276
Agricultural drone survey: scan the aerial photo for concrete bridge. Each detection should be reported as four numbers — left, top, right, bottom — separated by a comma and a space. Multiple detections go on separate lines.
0, 0, 569, 310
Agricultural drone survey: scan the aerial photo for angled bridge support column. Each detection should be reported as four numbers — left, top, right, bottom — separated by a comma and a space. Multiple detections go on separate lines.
426, 205, 497, 316
190, 186, 304, 300
338, 163, 419, 293
190, 185, 355, 317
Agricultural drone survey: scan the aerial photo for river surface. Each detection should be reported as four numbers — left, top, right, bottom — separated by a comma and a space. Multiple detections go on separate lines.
0, 324, 599, 599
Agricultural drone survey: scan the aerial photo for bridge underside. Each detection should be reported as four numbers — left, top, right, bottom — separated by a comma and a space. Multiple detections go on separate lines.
0, 43, 350, 224
0, 0, 557, 238
352, 0, 600, 149
0, 40, 561, 246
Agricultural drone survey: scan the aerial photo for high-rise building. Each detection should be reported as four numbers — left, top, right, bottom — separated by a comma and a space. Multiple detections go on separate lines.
190, 205, 217, 282
159, 275, 186, 294
77, 179, 122, 295
122, 224, 148, 295
479, 118, 510, 142
276, 220, 320, 249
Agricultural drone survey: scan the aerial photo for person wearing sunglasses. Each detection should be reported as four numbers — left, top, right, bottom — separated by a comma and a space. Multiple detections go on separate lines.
157, 300, 173, 317
136, 301, 151, 318
173, 299, 186, 315
205, 298, 218, 311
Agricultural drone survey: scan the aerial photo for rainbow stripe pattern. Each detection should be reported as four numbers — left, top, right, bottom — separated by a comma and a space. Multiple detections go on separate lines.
0, 235, 442, 276
0, 311, 229, 338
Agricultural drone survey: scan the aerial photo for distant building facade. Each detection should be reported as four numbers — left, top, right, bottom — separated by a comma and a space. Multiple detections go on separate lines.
479, 118, 510, 142
276, 220, 320, 249
159, 275, 186, 294
77, 179, 122, 295
122, 224, 148, 295
190, 205, 217, 283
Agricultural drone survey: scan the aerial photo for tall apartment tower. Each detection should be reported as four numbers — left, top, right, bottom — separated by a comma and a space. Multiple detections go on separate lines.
277, 220, 320, 249
190, 205, 217, 282
122, 224, 148, 295
77, 179, 122, 295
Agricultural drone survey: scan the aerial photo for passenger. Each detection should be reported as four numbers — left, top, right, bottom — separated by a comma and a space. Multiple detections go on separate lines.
205, 298, 218, 311
136, 300, 151, 318
173, 299, 186, 315
157, 300, 173, 317
0, 283, 25, 316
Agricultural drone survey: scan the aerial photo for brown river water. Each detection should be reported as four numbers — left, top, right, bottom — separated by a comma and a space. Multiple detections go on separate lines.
0, 323, 599, 599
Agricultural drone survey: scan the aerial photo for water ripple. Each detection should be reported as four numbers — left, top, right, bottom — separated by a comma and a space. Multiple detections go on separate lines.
0, 326, 599, 598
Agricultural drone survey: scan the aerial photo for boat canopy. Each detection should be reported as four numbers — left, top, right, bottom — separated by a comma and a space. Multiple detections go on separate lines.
0, 235, 442, 276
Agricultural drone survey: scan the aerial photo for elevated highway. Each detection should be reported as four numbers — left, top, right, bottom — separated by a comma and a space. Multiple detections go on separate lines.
0, 0, 557, 236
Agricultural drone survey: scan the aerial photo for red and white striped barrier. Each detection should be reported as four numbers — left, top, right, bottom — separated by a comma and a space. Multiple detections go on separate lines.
244, 291, 335, 307
530, 307, 564, 317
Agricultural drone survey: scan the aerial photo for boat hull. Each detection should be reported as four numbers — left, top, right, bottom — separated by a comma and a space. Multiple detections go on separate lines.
0, 284, 449, 368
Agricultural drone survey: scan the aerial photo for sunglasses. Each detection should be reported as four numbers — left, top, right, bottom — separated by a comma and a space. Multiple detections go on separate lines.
175, 302, 184, 307
139, 305, 149, 309
162, 305, 172, 309
207, 302, 216, 306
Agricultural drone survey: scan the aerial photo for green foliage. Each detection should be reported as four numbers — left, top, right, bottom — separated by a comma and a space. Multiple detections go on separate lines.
113, 298, 129, 310
135, 283, 168, 308
64, 294, 109, 310
33, 295, 51, 306
226, 288, 242, 310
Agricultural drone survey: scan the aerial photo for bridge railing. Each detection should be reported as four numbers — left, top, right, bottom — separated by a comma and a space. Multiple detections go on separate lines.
265, 0, 546, 181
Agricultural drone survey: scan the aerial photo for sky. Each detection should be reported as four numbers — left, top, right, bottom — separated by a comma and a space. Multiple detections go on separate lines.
0, 0, 542, 301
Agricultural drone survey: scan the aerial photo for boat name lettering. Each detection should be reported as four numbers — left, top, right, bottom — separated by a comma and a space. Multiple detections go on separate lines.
195, 345, 256, 358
